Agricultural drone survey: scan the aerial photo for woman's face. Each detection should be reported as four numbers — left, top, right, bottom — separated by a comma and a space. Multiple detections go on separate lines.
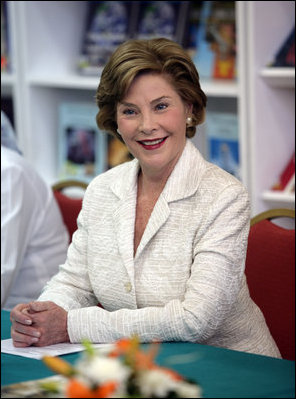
116, 73, 192, 177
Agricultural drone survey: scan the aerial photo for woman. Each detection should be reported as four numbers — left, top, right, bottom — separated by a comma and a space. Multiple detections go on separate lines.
10, 38, 280, 358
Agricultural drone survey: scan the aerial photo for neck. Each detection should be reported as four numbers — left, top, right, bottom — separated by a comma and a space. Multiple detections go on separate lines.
137, 164, 174, 198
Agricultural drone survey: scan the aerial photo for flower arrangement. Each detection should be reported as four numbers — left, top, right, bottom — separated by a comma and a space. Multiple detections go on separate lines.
42, 336, 202, 398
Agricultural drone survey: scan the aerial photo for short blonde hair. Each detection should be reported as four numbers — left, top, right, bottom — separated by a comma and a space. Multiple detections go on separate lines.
96, 38, 207, 141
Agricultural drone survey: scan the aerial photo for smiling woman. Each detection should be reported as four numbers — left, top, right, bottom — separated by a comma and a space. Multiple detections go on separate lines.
116, 73, 191, 180
10, 38, 280, 360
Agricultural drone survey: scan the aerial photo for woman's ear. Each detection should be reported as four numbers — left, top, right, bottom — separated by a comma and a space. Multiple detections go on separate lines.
186, 103, 193, 117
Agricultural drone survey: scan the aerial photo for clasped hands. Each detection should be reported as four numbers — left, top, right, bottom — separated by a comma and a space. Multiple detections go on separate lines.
10, 301, 70, 347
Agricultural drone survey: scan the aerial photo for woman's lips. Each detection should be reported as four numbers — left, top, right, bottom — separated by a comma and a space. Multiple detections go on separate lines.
138, 136, 168, 150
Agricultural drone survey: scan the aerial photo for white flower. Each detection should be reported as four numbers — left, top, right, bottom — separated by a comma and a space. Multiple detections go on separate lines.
176, 381, 203, 398
76, 356, 131, 386
137, 369, 178, 398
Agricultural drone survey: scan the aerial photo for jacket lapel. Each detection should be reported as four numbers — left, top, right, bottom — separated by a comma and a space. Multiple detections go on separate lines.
113, 191, 136, 283
135, 193, 170, 259
111, 160, 138, 281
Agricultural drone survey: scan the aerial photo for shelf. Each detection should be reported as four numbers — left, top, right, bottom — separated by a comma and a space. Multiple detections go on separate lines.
260, 67, 295, 88
200, 79, 239, 97
27, 73, 101, 90
1, 72, 16, 96
27, 74, 239, 97
1, 72, 16, 87
262, 190, 295, 205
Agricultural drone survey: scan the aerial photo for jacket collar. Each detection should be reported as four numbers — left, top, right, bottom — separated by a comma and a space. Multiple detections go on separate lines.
110, 139, 206, 203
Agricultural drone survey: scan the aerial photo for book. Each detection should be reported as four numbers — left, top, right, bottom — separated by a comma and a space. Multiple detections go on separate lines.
58, 102, 108, 183
77, 1, 135, 75
183, 2, 203, 58
269, 27, 295, 67
271, 151, 295, 193
135, 1, 190, 45
205, 111, 240, 179
193, 1, 236, 80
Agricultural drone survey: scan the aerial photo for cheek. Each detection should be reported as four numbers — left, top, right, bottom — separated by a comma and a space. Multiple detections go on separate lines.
117, 118, 136, 135
166, 111, 187, 132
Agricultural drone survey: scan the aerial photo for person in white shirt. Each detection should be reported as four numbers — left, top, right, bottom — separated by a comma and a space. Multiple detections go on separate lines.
1, 112, 69, 310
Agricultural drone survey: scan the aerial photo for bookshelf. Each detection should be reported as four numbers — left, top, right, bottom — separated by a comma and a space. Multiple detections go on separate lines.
245, 0, 295, 214
1, 1, 295, 215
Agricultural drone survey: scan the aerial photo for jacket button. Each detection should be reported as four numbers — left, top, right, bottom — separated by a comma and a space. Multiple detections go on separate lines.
124, 282, 132, 293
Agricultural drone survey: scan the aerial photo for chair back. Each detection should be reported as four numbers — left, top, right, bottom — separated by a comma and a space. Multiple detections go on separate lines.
52, 180, 88, 243
245, 208, 295, 360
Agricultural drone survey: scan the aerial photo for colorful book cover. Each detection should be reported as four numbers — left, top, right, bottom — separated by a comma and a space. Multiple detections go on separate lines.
77, 1, 134, 75
58, 102, 108, 183
270, 27, 295, 67
193, 1, 236, 80
272, 151, 295, 192
183, 2, 203, 57
206, 111, 240, 179
135, 1, 186, 43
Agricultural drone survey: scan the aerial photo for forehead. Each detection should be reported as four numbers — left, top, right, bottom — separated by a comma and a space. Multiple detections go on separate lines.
124, 72, 177, 99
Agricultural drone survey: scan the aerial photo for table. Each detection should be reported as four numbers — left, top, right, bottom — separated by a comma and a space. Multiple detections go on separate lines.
1, 310, 295, 398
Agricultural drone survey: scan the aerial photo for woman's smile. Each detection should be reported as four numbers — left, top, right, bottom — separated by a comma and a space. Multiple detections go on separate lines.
137, 136, 168, 150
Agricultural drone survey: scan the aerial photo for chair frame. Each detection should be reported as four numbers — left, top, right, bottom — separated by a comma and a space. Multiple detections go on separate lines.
52, 180, 88, 192
251, 208, 295, 226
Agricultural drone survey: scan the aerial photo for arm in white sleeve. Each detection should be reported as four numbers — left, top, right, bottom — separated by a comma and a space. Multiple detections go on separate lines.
1, 165, 34, 307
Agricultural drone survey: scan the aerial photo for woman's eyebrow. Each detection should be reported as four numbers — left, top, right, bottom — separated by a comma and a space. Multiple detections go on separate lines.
118, 101, 137, 107
119, 96, 172, 107
151, 96, 172, 105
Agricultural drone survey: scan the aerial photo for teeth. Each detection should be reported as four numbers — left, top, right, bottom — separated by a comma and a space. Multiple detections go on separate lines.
141, 138, 164, 145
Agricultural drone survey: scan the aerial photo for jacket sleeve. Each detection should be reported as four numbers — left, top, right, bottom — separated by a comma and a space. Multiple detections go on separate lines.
38, 183, 99, 309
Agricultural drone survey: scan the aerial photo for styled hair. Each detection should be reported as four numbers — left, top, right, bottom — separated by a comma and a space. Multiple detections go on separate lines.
96, 38, 207, 141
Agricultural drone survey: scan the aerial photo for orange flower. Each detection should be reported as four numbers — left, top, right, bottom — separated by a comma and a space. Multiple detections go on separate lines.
134, 342, 159, 370
96, 381, 118, 398
66, 379, 117, 398
66, 379, 96, 398
108, 337, 134, 357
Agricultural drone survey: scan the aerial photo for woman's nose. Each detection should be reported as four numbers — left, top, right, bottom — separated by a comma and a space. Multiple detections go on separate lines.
139, 112, 158, 135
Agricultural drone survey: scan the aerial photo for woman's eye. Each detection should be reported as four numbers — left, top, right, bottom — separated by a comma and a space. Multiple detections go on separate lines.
155, 103, 168, 111
123, 109, 136, 116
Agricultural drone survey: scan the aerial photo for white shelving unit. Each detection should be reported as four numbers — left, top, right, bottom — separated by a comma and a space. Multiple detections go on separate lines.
246, 1, 295, 214
1, 1, 295, 215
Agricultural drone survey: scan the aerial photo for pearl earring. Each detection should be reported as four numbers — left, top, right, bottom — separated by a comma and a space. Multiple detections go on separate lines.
186, 117, 192, 125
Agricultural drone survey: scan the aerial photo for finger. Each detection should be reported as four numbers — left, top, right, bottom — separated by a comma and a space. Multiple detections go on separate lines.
11, 329, 40, 347
28, 301, 51, 313
10, 307, 33, 326
13, 322, 41, 338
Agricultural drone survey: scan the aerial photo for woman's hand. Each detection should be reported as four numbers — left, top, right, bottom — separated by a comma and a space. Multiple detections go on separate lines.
11, 301, 70, 347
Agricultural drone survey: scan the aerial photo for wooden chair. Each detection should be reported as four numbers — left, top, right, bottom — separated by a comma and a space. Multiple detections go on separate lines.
245, 208, 295, 360
52, 180, 88, 243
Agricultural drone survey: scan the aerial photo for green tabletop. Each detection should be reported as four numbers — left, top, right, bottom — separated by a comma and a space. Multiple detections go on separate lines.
1, 310, 295, 398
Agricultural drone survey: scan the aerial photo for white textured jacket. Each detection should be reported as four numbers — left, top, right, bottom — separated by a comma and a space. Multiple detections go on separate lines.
39, 139, 280, 358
